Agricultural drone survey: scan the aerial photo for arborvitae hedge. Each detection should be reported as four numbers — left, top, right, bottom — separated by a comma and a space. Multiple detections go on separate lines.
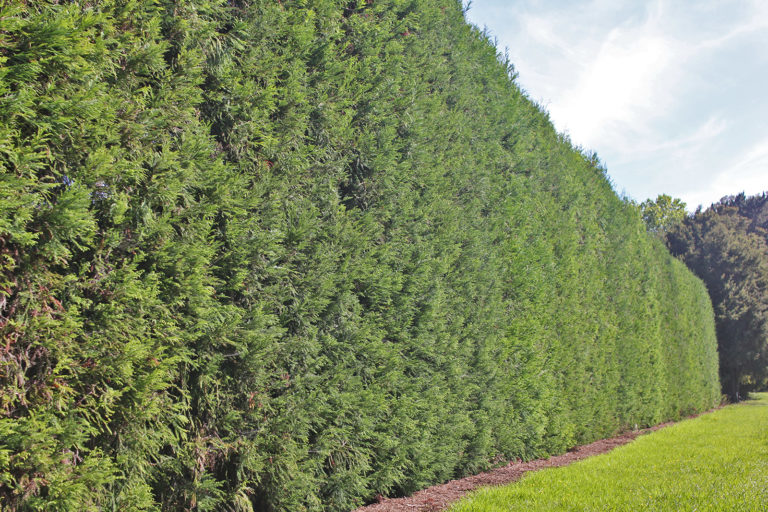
0, 1, 719, 510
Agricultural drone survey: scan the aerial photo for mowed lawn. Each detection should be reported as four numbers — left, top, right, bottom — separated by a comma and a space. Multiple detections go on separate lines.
450, 393, 768, 512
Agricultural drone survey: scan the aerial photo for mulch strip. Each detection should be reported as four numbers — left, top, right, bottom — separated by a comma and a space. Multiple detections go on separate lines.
354, 422, 676, 512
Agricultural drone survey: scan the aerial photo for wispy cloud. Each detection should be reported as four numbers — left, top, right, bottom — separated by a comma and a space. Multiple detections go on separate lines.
467, 0, 768, 207
677, 136, 768, 209
551, 26, 678, 148
608, 116, 727, 164
695, 9, 768, 50
487, 1, 689, 151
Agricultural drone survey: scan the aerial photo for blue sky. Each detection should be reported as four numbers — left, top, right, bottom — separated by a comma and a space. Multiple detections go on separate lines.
465, 0, 768, 210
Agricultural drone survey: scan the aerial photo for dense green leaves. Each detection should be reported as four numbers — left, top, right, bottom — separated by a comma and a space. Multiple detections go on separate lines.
0, 1, 719, 510
640, 194, 687, 234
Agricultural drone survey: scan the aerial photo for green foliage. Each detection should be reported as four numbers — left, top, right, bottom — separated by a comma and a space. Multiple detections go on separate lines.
0, 0, 719, 510
640, 194, 687, 234
450, 393, 768, 512
666, 193, 768, 400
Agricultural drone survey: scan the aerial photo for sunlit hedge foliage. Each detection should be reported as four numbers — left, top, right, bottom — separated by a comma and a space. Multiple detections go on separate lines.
0, 1, 719, 510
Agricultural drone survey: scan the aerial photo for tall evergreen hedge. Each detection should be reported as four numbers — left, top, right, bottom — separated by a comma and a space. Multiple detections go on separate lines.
0, 0, 720, 510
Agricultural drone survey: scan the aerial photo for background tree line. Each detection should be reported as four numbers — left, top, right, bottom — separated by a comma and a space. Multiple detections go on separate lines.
644, 193, 768, 400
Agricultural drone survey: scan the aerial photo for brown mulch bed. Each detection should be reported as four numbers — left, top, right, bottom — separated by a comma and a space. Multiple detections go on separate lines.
354, 422, 676, 512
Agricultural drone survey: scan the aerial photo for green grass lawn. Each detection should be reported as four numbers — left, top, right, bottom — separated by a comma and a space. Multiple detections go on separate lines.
450, 393, 768, 511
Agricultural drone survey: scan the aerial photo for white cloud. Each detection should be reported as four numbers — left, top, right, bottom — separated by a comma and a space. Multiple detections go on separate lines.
682, 137, 768, 209
516, 14, 575, 56
499, 1, 687, 152
550, 28, 678, 148
696, 11, 768, 50
467, 0, 768, 208
608, 116, 727, 168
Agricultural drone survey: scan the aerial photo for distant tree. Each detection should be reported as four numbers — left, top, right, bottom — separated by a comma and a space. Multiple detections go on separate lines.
715, 192, 768, 233
667, 201, 768, 400
640, 194, 687, 234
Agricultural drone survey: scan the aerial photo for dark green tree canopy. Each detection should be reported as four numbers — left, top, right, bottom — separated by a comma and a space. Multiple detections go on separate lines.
667, 195, 768, 400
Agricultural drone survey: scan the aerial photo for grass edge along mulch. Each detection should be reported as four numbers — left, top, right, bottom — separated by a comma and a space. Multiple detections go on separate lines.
450, 393, 768, 512
355, 417, 685, 512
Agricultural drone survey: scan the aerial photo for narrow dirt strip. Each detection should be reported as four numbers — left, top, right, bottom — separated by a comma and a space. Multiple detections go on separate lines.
355, 421, 679, 512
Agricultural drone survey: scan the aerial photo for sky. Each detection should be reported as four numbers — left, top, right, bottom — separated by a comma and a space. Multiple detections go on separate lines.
465, 0, 768, 211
